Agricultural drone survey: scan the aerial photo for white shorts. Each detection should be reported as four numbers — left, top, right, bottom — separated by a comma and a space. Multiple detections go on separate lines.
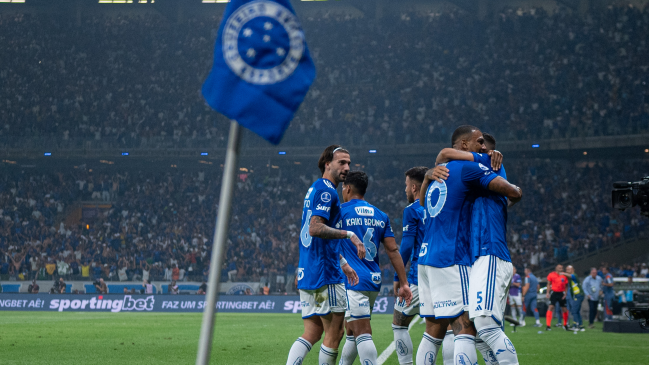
345, 290, 379, 322
394, 284, 420, 317
419, 264, 471, 319
300, 283, 347, 319
508, 293, 522, 306
468, 255, 513, 323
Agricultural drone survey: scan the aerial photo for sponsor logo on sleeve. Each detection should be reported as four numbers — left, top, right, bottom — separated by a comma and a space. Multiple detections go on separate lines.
320, 192, 331, 203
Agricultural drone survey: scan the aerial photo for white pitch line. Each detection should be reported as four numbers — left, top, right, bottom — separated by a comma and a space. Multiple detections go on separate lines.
377, 318, 420, 365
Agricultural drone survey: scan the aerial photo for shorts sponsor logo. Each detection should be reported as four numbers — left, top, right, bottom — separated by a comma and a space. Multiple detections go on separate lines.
358, 301, 370, 308
433, 300, 457, 309
316, 204, 330, 212
475, 305, 483, 311
320, 192, 331, 203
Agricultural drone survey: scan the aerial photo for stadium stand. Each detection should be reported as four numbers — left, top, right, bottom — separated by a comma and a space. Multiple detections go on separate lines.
0, 5, 648, 150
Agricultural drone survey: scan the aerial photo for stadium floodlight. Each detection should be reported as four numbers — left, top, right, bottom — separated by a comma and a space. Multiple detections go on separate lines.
122, 152, 129, 156
44, 152, 51, 156
278, 151, 286, 155
201, 152, 208, 156
369, 149, 377, 153
532, 144, 540, 148
0, 0, 26, 3
202, 0, 230, 3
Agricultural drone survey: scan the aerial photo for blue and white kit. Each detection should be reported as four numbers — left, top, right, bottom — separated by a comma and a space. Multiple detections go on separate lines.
297, 178, 346, 318
340, 199, 393, 321
394, 199, 424, 317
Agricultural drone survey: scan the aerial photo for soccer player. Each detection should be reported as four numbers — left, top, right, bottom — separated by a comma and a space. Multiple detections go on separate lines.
433, 131, 522, 365
546, 264, 569, 330
337, 171, 413, 365
286, 145, 366, 365
508, 267, 523, 325
390, 166, 426, 365
417, 125, 522, 365
522, 267, 542, 327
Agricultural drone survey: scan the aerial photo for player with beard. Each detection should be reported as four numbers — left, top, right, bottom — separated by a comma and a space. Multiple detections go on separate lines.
286, 145, 366, 365
433, 131, 522, 365
417, 126, 521, 365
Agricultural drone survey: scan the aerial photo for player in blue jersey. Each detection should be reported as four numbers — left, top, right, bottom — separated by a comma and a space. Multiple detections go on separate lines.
286, 145, 366, 365
388, 166, 447, 365
433, 131, 522, 365
336, 171, 412, 365
416, 125, 522, 365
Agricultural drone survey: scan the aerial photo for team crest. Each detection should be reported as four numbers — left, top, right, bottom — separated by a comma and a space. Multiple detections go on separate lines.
222, 0, 305, 85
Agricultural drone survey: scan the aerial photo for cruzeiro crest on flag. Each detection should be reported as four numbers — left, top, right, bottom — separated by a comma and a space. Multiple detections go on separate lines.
222, 0, 305, 85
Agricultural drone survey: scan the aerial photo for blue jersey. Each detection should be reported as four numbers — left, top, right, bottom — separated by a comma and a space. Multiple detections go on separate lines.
393, 200, 424, 286
419, 160, 498, 268
524, 273, 539, 297
340, 199, 394, 292
298, 178, 344, 290
470, 153, 511, 263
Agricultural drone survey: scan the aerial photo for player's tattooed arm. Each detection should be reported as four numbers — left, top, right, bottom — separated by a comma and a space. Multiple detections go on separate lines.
487, 176, 522, 205
309, 216, 346, 239
309, 216, 366, 259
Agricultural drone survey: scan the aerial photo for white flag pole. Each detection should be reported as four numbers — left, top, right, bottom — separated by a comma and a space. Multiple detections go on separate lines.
196, 121, 242, 365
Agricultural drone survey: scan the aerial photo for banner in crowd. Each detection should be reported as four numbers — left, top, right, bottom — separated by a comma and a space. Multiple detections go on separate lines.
0, 294, 396, 314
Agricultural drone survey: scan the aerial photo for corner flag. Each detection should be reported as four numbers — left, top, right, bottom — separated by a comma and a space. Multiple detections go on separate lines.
202, 0, 315, 145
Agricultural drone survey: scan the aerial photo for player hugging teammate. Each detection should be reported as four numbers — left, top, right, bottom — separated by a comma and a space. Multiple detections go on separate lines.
287, 125, 524, 365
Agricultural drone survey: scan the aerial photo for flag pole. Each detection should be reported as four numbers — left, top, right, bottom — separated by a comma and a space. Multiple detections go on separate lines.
196, 121, 242, 365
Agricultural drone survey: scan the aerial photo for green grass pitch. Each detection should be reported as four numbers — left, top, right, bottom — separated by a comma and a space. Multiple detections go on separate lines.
1, 312, 648, 364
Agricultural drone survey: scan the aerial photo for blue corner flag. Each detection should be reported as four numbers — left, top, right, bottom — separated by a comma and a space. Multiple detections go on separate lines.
202, 0, 315, 145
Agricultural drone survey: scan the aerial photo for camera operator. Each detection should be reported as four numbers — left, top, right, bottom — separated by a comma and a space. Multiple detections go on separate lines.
57, 277, 66, 294
94, 278, 108, 294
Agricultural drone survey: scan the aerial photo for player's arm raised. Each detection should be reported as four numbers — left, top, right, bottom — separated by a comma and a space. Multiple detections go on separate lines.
309, 216, 366, 259
436, 148, 503, 170
383, 236, 412, 306
419, 165, 450, 206
487, 176, 522, 205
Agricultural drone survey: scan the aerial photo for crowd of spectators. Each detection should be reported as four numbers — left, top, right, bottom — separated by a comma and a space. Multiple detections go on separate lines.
0, 156, 647, 293
1, 5, 649, 149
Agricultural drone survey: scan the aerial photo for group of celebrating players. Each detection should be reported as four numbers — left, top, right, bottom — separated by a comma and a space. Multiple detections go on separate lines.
286, 125, 524, 365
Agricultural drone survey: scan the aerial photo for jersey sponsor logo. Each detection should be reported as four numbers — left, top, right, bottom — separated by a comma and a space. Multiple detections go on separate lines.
320, 192, 332, 203
297, 268, 304, 281
354, 206, 374, 216
315, 204, 330, 212
426, 181, 447, 218
370, 272, 381, 285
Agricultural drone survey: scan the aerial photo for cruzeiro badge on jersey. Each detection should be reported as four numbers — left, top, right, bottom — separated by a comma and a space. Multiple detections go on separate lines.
202, 0, 316, 145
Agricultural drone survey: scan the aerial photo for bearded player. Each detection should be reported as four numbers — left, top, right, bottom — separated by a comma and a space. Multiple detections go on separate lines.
433, 131, 522, 365
417, 126, 521, 365
337, 171, 412, 365
286, 145, 366, 365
